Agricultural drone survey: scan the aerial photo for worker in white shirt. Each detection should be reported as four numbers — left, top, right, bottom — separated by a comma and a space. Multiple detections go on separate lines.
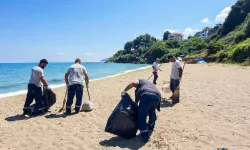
152, 58, 161, 85
168, 55, 183, 105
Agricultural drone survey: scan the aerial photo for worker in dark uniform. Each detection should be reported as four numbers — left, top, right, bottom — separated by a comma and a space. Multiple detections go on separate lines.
121, 79, 161, 142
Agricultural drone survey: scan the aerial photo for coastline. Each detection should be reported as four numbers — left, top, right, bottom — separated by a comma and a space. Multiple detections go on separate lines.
0, 65, 151, 99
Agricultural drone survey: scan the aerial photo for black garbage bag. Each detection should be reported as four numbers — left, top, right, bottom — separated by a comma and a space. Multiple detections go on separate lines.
105, 93, 138, 139
29, 88, 56, 115
43, 88, 56, 112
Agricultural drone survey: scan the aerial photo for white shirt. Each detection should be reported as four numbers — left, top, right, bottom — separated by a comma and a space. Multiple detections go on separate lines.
171, 60, 182, 80
29, 66, 44, 87
67, 64, 87, 86
152, 62, 159, 72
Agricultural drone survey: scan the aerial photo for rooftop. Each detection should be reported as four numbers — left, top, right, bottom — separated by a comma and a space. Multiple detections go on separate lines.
170, 32, 184, 36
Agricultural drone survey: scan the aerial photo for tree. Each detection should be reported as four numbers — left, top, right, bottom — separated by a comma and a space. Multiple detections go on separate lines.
133, 34, 157, 50
124, 41, 133, 53
163, 31, 171, 40
166, 40, 180, 48
219, 0, 250, 36
144, 41, 168, 63
113, 50, 125, 57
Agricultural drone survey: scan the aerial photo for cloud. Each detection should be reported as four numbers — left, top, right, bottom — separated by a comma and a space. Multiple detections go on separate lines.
56, 52, 65, 55
215, 6, 232, 22
183, 28, 200, 36
164, 29, 180, 33
201, 17, 211, 24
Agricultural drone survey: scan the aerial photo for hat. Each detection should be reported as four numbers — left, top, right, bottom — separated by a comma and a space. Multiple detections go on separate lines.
40, 59, 48, 64
156, 58, 160, 61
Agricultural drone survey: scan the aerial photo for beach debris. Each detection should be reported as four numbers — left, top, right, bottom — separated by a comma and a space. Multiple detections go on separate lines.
81, 85, 93, 112
81, 100, 93, 111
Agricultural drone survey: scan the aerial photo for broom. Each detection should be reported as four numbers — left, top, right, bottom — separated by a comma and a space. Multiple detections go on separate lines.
58, 87, 68, 113
169, 62, 186, 102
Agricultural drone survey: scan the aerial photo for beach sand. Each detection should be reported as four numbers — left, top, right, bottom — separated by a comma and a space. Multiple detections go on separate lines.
0, 63, 250, 150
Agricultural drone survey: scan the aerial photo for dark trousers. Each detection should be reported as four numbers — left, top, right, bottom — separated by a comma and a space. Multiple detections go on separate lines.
153, 72, 158, 84
170, 78, 180, 101
66, 84, 83, 113
138, 93, 160, 133
23, 84, 44, 112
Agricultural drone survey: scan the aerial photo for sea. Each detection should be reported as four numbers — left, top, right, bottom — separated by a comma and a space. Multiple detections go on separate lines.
0, 62, 150, 98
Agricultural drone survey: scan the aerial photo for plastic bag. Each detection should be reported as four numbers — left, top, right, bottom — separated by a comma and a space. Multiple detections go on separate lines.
81, 100, 93, 111
43, 88, 56, 112
105, 93, 138, 139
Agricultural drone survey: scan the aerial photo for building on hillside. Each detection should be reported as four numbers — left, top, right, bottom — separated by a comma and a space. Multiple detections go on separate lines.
168, 32, 184, 40
199, 30, 209, 38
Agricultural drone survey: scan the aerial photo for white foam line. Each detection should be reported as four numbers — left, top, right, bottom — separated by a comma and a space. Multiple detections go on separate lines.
0, 65, 151, 99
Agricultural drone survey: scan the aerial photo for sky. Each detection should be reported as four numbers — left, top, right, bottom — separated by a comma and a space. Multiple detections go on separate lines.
0, 0, 237, 63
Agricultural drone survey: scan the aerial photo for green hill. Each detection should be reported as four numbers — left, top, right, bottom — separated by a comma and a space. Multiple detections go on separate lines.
107, 0, 250, 65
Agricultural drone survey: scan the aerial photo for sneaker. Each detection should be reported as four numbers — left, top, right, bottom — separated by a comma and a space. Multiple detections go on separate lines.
23, 109, 30, 115
140, 132, 149, 143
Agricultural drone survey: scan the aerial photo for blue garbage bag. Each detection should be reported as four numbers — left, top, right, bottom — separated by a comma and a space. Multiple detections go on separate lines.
105, 93, 138, 139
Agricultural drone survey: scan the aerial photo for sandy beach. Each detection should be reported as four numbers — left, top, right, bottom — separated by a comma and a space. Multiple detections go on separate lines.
0, 63, 250, 150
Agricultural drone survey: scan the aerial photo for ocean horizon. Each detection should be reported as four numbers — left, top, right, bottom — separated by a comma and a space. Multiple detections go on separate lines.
0, 62, 150, 98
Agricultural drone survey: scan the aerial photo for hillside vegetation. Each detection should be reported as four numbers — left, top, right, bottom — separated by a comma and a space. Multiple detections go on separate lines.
107, 0, 250, 65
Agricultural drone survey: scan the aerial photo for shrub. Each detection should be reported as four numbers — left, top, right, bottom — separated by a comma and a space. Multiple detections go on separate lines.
207, 42, 225, 55
234, 31, 246, 43
166, 40, 180, 48
230, 40, 250, 62
218, 51, 229, 62
244, 14, 250, 37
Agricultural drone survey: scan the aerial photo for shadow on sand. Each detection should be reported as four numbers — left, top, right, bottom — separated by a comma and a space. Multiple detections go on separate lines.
5, 111, 53, 122
5, 112, 47, 122
45, 113, 68, 119
160, 98, 172, 108
5, 114, 31, 122
99, 135, 145, 150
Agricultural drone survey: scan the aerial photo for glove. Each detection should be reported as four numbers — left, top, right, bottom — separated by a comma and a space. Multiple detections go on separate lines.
121, 90, 126, 96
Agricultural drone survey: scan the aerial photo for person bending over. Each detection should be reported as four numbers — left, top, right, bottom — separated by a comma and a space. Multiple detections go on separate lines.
121, 79, 161, 142
23, 59, 49, 115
